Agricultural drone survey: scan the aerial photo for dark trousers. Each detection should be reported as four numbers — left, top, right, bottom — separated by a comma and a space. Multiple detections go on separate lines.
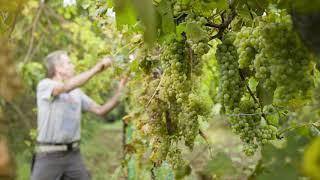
31, 149, 90, 180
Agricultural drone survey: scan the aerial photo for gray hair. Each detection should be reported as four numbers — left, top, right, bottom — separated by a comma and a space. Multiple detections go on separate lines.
44, 50, 68, 78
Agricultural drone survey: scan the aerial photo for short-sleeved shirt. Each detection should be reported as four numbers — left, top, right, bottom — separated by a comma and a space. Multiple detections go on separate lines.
36, 78, 94, 143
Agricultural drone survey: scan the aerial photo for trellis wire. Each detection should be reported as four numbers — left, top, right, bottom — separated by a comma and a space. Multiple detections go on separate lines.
225, 112, 277, 117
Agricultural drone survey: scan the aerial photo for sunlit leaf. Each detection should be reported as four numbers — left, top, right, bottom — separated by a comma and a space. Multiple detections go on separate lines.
113, 0, 137, 29
131, 0, 157, 45
156, 0, 175, 35
303, 137, 320, 180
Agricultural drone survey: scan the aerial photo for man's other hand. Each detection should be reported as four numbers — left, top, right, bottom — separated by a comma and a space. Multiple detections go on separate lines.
118, 76, 128, 91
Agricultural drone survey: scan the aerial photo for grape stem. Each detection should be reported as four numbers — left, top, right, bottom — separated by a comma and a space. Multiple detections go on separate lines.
187, 41, 194, 79
165, 111, 175, 135
207, 0, 237, 40
174, 11, 188, 21
151, 163, 156, 180
245, 1, 254, 20
111, 41, 143, 57
277, 122, 318, 137
145, 72, 164, 108
238, 69, 267, 120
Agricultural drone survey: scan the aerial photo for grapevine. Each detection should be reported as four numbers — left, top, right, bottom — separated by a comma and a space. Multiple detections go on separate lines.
126, 18, 212, 178
89, 0, 320, 178
234, 9, 313, 105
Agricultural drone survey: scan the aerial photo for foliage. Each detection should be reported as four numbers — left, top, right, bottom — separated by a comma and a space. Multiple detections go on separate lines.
249, 130, 311, 180
99, 0, 320, 179
303, 137, 320, 180
2, 0, 320, 179
204, 151, 237, 178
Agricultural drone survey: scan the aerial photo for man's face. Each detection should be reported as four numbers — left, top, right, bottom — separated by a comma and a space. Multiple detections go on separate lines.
55, 55, 75, 79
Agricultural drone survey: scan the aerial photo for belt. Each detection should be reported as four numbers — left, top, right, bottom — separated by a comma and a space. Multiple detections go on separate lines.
36, 141, 80, 153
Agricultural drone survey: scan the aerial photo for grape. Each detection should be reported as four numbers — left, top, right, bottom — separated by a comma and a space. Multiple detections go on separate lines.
235, 9, 313, 105
230, 98, 277, 155
216, 33, 243, 112
185, 14, 210, 76
128, 33, 210, 174
216, 33, 280, 155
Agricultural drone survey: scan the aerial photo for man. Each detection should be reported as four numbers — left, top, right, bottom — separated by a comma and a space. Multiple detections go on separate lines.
31, 50, 126, 180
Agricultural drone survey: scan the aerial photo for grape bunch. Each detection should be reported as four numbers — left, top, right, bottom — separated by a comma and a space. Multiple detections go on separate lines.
185, 14, 210, 76
129, 36, 210, 177
216, 34, 278, 155
160, 37, 210, 149
235, 9, 313, 104
234, 27, 258, 69
216, 34, 243, 112
159, 38, 189, 103
179, 93, 210, 148
230, 98, 277, 155
172, 0, 188, 17
257, 11, 312, 104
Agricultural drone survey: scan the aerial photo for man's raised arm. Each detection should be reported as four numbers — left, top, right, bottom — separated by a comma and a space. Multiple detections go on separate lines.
52, 58, 112, 96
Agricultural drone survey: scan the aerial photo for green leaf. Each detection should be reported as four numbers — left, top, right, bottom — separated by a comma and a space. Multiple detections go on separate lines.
237, 0, 269, 16
252, 132, 310, 180
303, 137, 320, 180
186, 22, 208, 43
208, 0, 228, 10
113, 0, 137, 29
256, 82, 273, 106
131, 0, 157, 45
129, 59, 139, 72
157, 0, 175, 35
176, 23, 186, 40
191, 0, 228, 16
248, 77, 258, 92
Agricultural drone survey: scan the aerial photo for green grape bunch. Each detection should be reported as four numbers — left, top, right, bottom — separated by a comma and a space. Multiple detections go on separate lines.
185, 14, 211, 76
235, 9, 313, 105
216, 33, 243, 112
216, 33, 278, 155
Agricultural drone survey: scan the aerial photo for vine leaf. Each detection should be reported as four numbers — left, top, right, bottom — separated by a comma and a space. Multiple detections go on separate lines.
250, 133, 309, 180
113, 0, 136, 29
248, 77, 258, 92
129, 59, 139, 72
256, 82, 273, 106
114, 0, 157, 45
303, 137, 320, 180
156, 0, 175, 35
186, 22, 208, 43
176, 23, 186, 40
132, 0, 157, 45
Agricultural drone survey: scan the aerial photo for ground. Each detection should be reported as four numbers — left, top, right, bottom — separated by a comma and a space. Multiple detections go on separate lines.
16, 118, 259, 180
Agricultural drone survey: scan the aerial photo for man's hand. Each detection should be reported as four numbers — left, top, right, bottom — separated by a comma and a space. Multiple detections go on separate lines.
95, 57, 113, 72
51, 57, 113, 96
118, 76, 128, 91
87, 76, 129, 116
